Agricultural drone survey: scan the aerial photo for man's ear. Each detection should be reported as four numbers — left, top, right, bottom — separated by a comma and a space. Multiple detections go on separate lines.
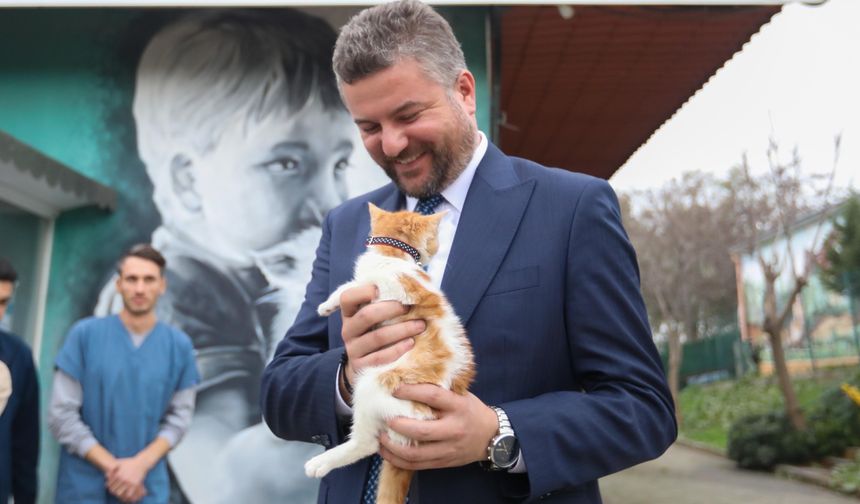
454, 70, 477, 116
170, 154, 202, 212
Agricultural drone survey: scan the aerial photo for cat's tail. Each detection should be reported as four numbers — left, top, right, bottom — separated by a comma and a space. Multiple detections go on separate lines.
376, 459, 413, 504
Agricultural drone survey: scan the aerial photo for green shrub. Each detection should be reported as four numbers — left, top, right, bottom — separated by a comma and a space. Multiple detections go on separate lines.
807, 386, 860, 458
727, 411, 814, 470
680, 366, 860, 453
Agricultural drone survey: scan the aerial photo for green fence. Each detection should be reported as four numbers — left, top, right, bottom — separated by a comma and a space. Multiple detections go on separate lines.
659, 330, 756, 387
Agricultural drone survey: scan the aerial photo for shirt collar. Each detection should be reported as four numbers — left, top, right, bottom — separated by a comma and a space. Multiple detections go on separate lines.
406, 131, 488, 213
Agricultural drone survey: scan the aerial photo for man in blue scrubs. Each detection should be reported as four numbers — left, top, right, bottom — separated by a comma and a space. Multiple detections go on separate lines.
49, 244, 199, 503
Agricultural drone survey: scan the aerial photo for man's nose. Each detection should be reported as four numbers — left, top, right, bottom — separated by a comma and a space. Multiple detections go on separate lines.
380, 127, 407, 159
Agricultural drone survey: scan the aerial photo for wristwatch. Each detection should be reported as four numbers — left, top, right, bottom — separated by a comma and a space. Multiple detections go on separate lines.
486, 406, 519, 470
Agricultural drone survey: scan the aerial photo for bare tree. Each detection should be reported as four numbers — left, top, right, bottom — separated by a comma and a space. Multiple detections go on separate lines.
622, 172, 739, 425
725, 138, 840, 430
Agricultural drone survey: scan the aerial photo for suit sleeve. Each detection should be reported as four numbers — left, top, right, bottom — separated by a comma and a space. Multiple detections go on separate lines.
12, 346, 39, 504
503, 178, 677, 499
261, 211, 346, 448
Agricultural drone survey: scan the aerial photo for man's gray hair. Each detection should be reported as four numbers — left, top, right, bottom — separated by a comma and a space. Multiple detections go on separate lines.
333, 0, 466, 88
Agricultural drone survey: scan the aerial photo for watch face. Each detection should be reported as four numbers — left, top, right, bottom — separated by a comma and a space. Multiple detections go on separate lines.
491, 434, 519, 466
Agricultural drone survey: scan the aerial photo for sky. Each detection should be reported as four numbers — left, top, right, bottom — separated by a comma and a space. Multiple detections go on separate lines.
609, 0, 860, 196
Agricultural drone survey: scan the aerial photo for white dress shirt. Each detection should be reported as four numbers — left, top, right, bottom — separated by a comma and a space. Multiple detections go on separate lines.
403, 132, 488, 287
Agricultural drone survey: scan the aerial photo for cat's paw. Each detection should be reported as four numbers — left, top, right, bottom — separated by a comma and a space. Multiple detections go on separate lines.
304, 453, 334, 478
317, 300, 339, 317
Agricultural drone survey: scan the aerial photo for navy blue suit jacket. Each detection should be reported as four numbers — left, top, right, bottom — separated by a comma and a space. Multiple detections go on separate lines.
262, 143, 676, 503
0, 329, 39, 504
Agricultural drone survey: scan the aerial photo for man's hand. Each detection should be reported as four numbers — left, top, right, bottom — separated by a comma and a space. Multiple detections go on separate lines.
340, 284, 425, 387
378, 384, 498, 470
106, 457, 148, 503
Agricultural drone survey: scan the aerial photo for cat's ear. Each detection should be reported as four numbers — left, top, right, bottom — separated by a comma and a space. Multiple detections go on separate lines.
368, 202, 383, 224
425, 210, 447, 230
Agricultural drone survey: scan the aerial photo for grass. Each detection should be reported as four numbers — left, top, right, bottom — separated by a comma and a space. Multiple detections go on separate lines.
831, 454, 860, 496
679, 366, 858, 451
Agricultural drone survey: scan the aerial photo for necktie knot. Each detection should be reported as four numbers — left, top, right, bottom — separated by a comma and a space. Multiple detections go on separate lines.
415, 194, 444, 215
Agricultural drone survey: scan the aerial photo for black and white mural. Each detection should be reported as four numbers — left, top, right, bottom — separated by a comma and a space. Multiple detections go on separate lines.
89, 9, 386, 503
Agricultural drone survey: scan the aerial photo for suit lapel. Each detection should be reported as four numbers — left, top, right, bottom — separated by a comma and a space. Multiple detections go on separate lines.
442, 144, 535, 326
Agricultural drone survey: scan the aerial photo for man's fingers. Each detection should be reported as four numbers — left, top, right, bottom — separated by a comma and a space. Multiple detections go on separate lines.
357, 336, 415, 368
107, 481, 123, 496
379, 433, 454, 469
352, 319, 423, 357
386, 416, 443, 442
132, 484, 147, 502
392, 384, 455, 410
339, 284, 377, 318
344, 301, 410, 341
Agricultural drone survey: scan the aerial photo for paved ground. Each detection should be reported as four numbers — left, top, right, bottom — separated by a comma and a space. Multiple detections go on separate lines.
599, 443, 858, 504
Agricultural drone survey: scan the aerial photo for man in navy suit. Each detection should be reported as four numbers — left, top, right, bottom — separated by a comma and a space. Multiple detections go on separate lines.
261, 1, 676, 502
0, 258, 39, 504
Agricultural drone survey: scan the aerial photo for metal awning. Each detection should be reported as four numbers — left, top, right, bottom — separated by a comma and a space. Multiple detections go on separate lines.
498, 4, 783, 180
0, 130, 116, 218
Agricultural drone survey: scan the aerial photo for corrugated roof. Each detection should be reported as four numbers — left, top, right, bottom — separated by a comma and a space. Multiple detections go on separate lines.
498, 4, 781, 180
0, 130, 116, 217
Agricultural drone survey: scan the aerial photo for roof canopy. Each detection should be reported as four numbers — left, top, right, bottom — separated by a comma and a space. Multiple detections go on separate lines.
0, 131, 116, 218
498, 4, 781, 179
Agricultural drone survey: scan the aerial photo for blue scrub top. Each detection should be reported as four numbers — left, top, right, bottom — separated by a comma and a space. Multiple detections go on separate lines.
54, 315, 199, 504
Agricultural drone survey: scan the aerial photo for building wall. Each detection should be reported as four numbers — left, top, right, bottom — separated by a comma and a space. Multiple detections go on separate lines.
0, 210, 41, 341
738, 210, 858, 370
0, 7, 491, 503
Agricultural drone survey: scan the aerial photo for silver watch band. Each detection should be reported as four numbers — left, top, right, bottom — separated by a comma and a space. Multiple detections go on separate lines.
491, 406, 514, 437
487, 406, 519, 470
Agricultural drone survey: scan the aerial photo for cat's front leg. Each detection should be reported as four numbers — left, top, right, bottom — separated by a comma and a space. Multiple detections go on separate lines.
317, 281, 360, 316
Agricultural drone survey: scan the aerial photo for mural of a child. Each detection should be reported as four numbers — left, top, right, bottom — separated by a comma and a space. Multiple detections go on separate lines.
95, 8, 384, 503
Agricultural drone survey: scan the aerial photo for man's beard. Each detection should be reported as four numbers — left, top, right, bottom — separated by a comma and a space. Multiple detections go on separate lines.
381, 103, 477, 199
122, 299, 155, 317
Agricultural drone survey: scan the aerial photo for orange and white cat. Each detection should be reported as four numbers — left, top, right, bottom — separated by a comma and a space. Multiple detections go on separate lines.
304, 203, 475, 504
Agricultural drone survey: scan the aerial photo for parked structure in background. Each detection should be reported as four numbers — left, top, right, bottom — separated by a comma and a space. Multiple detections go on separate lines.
735, 199, 859, 376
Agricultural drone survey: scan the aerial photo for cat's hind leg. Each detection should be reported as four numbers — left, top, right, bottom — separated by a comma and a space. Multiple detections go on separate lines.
376, 460, 413, 504
304, 388, 385, 478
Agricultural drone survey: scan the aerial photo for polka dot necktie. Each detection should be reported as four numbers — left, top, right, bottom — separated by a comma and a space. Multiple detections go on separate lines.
361, 455, 382, 504
414, 194, 445, 215
361, 198, 444, 504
